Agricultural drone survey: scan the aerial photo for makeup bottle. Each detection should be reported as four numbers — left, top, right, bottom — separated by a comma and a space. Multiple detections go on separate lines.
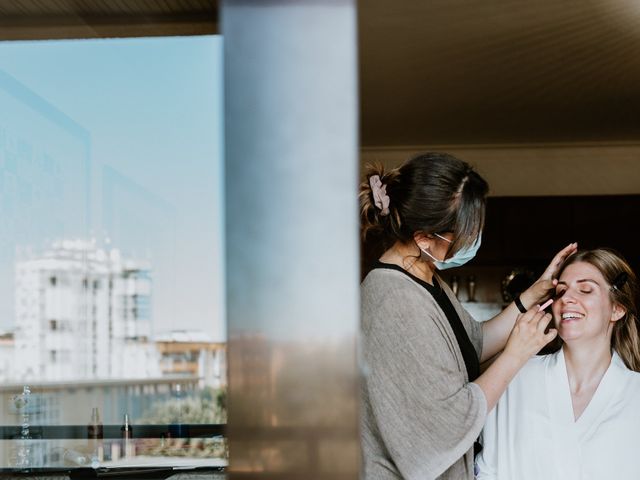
87, 407, 104, 463
451, 275, 460, 298
467, 275, 477, 302
121, 414, 135, 458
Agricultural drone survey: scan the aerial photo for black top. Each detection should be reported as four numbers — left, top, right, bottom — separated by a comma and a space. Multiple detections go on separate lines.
373, 261, 480, 382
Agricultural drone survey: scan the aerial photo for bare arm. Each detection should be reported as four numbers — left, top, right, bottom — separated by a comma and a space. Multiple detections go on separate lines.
479, 242, 577, 362
475, 308, 556, 412
480, 289, 540, 362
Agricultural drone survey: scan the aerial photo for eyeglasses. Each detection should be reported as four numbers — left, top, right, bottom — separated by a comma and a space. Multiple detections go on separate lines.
433, 232, 453, 244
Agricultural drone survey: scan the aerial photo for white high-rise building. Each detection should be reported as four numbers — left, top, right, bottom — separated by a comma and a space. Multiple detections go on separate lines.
14, 240, 160, 381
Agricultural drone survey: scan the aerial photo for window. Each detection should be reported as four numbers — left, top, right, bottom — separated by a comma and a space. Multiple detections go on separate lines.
0, 36, 226, 471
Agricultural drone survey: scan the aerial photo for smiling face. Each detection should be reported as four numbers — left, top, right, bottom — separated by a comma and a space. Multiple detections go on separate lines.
552, 261, 625, 345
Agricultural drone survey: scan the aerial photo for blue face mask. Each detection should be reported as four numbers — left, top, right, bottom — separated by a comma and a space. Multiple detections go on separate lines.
421, 233, 482, 270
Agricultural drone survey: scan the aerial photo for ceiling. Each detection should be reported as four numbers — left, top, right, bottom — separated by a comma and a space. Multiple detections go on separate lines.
358, 0, 640, 145
1, 0, 639, 146
0, 0, 218, 39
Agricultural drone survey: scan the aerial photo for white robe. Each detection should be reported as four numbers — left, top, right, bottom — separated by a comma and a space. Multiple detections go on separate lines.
476, 349, 640, 480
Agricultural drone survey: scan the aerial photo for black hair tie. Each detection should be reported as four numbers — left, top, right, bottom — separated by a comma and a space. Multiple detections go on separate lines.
514, 295, 528, 314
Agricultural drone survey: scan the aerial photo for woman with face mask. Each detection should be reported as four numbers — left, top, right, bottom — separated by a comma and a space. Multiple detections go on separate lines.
359, 152, 576, 480
476, 248, 640, 480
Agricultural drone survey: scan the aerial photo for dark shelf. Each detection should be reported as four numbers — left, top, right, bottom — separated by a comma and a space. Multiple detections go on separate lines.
472, 195, 640, 271
362, 194, 640, 276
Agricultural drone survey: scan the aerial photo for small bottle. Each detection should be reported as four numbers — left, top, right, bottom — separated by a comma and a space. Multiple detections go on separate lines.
467, 275, 477, 302
110, 441, 121, 461
169, 384, 186, 438
451, 275, 460, 298
87, 407, 104, 464
121, 414, 134, 458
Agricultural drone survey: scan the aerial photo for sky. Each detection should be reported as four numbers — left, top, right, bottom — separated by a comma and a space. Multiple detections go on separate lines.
0, 35, 226, 341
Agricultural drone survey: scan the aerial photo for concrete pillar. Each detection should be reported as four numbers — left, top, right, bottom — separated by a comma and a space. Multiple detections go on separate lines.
222, 1, 360, 478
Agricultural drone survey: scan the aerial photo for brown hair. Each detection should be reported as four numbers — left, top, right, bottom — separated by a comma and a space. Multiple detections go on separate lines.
360, 152, 489, 256
556, 248, 640, 372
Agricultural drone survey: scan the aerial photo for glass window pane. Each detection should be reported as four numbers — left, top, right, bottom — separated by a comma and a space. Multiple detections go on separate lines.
0, 36, 226, 471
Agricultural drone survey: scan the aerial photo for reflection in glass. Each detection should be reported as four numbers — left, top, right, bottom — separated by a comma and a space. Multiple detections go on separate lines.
0, 35, 225, 469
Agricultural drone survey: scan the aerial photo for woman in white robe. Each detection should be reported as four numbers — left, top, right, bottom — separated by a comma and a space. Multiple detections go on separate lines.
476, 248, 640, 480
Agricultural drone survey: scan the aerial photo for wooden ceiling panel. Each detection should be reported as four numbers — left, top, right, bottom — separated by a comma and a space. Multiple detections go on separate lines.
0, 0, 218, 39
359, 0, 640, 145
2, 0, 639, 145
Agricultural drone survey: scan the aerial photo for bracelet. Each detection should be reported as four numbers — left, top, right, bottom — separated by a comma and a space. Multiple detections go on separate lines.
514, 295, 528, 314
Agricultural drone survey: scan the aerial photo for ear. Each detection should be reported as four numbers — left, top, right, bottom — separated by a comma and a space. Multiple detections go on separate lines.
413, 231, 433, 252
611, 303, 626, 323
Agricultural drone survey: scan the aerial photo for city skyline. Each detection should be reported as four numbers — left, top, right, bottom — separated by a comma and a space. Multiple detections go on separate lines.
0, 237, 227, 391
0, 35, 225, 340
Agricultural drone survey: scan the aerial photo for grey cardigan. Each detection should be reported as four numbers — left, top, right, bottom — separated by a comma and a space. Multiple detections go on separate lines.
361, 267, 487, 480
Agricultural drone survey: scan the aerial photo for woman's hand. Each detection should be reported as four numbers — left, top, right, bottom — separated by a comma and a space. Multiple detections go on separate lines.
503, 306, 557, 363
521, 242, 578, 308
475, 306, 558, 411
